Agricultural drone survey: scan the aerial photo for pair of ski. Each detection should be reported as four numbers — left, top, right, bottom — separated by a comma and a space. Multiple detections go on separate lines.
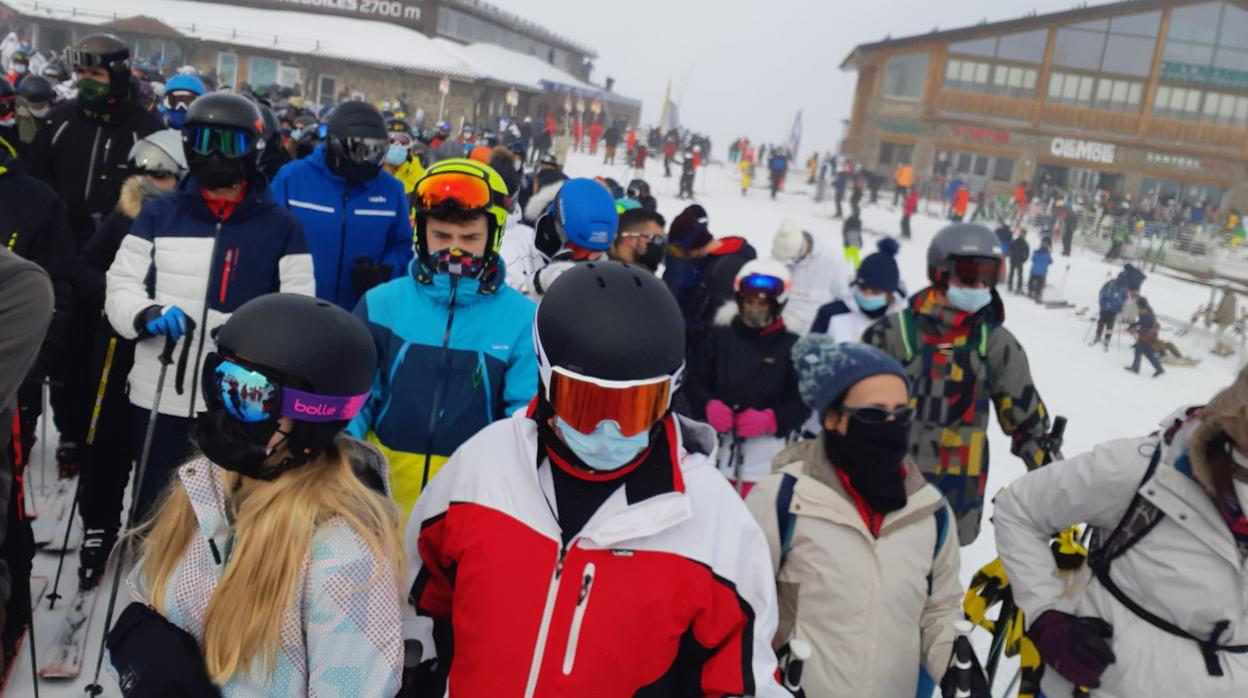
0, 574, 98, 686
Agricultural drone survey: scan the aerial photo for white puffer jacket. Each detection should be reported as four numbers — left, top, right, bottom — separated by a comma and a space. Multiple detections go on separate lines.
995, 422, 1248, 698
782, 238, 852, 335
746, 438, 962, 697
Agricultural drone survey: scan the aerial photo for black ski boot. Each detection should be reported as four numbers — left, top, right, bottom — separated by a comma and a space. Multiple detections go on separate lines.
1124, 365, 1140, 374
56, 443, 81, 479
1153, 367, 1165, 378
78, 528, 116, 591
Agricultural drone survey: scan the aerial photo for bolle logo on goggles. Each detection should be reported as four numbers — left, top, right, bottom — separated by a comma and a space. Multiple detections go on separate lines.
293, 397, 340, 418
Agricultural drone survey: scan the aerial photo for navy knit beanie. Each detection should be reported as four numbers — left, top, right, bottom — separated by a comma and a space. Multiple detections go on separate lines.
792, 334, 910, 417
855, 237, 901, 293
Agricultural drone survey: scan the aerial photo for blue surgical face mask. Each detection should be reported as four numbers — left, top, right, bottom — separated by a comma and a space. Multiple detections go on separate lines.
556, 416, 649, 471
854, 289, 888, 313
164, 108, 186, 130
13, 65, 26, 75
385, 144, 408, 167
946, 286, 993, 314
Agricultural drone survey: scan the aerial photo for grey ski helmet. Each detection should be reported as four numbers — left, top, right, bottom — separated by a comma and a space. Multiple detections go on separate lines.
129, 129, 188, 178
927, 223, 1000, 285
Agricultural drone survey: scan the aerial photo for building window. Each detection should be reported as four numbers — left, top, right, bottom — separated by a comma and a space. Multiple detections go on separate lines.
248, 56, 278, 88
878, 141, 914, 168
1053, 11, 1159, 79
1153, 84, 1248, 126
317, 74, 337, 107
992, 157, 1015, 182
882, 52, 929, 100
933, 149, 1015, 188
1160, 2, 1248, 91
1047, 71, 1140, 111
216, 52, 238, 90
944, 57, 1037, 98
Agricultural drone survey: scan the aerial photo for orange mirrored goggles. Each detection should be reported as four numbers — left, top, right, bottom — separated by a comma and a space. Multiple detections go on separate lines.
413, 169, 506, 212
546, 367, 673, 438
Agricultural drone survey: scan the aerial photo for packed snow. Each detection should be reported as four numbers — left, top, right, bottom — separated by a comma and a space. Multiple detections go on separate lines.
10, 150, 1244, 698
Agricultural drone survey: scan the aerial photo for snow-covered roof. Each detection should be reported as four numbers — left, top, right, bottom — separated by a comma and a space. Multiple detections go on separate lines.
433, 39, 592, 92
9, 0, 481, 79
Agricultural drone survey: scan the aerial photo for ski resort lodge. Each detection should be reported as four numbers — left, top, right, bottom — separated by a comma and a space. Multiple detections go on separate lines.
840, 0, 1248, 212
0, 0, 642, 127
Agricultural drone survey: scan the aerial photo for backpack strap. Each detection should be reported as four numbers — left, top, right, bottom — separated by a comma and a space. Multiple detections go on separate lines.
1088, 443, 1248, 676
775, 473, 798, 568
927, 505, 951, 595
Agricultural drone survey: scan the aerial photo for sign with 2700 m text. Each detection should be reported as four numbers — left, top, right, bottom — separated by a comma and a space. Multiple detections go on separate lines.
223, 0, 426, 29
1050, 137, 1116, 165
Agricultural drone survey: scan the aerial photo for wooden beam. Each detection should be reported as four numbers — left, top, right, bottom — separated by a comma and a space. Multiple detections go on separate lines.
1138, 6, 1170, 140
1033, 25, 1057, 128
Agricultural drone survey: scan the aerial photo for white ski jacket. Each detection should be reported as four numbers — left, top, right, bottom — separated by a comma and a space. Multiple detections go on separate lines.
746, 438, 962, 698
995, 423, 1248, 698
782, 238, 852, 335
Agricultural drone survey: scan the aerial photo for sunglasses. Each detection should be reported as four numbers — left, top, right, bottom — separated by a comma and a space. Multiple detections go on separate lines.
842, 404, 915, 425
546, 366, 673, 438
186, 125, 254, 159
202, 354, 368, 425
414, 168, 507, 214
618, 232, 666, 245
951, 257, 1001, 287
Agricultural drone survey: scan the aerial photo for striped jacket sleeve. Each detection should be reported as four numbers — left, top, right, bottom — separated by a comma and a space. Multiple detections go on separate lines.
278, 215, 316, 297
104, 208, 158, 340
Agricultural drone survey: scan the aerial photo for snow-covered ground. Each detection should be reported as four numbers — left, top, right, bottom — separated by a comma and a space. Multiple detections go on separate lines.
10, 151, 1245, 697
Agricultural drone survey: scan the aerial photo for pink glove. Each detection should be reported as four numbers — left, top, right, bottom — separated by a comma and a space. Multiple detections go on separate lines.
735, 408, 778, 438
705, 399, 735, 433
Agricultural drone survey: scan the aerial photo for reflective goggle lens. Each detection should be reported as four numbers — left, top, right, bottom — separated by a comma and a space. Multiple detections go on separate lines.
65, 48, 103, 69
388, 133, 413, 147
188, 125, 253, 159
547, 367, 672, 438
337, 136, 387, 165
163, 91, 197, 111
414, 170, 493, 212
738, 273, 784, 298
845, 405, 915, 425
952, 257, 1001, 287
211, 358, 278, 424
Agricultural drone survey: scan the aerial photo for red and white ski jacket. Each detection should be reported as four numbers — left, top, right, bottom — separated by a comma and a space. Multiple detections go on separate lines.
404, 412, 789, 697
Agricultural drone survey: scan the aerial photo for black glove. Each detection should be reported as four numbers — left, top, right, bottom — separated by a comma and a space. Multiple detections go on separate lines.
1028, 610, 1116, 688
351, 257, 394, 297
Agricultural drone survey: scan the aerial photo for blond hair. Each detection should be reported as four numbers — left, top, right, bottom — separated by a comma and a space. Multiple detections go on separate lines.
137, 437, 405, 684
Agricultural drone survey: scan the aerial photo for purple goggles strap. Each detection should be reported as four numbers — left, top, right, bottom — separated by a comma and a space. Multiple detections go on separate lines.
279, 388, 369, 423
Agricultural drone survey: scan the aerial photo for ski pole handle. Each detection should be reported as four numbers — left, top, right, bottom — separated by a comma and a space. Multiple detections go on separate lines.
780, 638, 811, 690
158, 332, 178, 366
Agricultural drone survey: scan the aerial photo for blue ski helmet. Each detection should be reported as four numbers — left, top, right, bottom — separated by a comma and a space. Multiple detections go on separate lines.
554, 178, 618, 252
160, 73, 206, 129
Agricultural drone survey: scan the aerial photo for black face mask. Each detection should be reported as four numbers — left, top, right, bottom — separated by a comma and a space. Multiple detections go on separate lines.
637, 239, 665, 272
191, 155, 246, 190
194, 409, 292, 481
824, 417, 911, 514
327, 149, 380, 186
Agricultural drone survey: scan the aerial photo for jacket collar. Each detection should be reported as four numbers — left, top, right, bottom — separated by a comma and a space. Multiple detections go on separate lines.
176, 172, 275, 223
910, 286, 1004, 333
406, 257, 506, 303
177, 457, 232, 543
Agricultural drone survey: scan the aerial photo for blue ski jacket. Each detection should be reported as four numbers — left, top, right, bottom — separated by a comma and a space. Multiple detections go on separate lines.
347, 261, 537, 519
270, 144, 413, 310
1030, 249, 1053, 278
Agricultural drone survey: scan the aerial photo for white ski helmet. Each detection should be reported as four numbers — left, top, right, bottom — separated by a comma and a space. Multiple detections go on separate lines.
735, 258, 793, 305
128, 128, 188, 178
771, 219, 807, 263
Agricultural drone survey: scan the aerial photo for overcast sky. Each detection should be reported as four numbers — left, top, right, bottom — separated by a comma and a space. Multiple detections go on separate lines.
502, 0, 1090, 156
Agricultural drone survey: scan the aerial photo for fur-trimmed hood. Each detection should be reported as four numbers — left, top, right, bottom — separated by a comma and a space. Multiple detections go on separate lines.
524, 180, 563, 224
115, 175, 148, 220
714, 300, 738, 327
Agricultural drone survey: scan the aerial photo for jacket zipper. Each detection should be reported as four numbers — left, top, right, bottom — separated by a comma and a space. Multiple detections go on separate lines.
187, 221, 223, 417
523, 543, 570, 698
335, 190, 348, 302
561, 562, 596, 676
83, 126, 102, 202
420, 276, 459, 489
219, 249, 234, 303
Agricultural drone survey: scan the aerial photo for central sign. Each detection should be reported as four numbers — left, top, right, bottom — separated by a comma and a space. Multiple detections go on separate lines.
223, 0, 428, 30
1050, 137, 1116, 165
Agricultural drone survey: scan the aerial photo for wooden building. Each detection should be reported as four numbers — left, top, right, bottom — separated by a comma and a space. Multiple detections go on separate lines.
840, 0, 1248, 211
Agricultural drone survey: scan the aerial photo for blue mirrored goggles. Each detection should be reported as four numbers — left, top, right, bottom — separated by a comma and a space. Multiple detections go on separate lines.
738, 273, 785, 298
186, 125, 254, 159
202, 354, 367, 425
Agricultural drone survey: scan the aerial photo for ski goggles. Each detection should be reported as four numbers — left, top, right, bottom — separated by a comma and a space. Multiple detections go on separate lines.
414, 168, 507, 214
202, 354, 368, 424
950, 257, 1001, 287
334, 136, 388, 165
736, 273, 785, 300
388, 132, 414, 148
546, 366, 675, 438
842, 404, 915, 425
163, 91, 198, 111
186, 125, 254, 159
64, 47, 123, 70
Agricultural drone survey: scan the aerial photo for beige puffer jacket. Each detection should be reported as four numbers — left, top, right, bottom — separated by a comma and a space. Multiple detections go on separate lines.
744, 437, 963, 698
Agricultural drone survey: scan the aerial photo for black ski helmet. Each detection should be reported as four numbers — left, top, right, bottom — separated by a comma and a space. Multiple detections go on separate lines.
627, 178, 650, 199
385, 117, 414, 139
209, 294, 376, 468
65, 33, 131, 100
536, 262, 684, 382
326, 101, 387, 180
17, 75, 54, 104
182, 92, 264, 184
927, 223, 1000, 285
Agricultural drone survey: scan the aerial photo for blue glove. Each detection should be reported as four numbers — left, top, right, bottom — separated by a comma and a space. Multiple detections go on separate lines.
143, 306, 189, 342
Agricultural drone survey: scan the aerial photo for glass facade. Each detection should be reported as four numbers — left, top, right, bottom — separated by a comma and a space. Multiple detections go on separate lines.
1156, 2, 1248, 125
437, 7, 573, 73
944, 29, 1045, 98
878, 141, 915, 168
1044, 11, 1159, 113
882, 52, 929, 100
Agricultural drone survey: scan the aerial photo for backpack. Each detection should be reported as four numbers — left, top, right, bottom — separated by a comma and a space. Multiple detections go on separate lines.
1087, 442, 1248, 677
774, 471, 950, 594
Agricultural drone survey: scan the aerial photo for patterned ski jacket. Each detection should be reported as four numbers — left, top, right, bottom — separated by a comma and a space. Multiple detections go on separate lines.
124, 447, 404, 697
862, 288, 1049, 544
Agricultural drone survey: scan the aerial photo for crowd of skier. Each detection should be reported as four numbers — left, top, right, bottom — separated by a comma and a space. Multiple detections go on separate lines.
1, 30, 1247, 698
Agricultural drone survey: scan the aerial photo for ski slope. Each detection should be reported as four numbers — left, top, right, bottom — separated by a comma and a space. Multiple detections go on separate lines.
10, 151, 1244, 697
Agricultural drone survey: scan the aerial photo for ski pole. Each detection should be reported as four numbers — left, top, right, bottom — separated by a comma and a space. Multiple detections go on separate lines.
85, 329, 183, 696
780, 638, 811, 695
40, 377, 49, 490
984, 592, 1015, 686
26, 580, 40, 698
730, 405, 744, 497
47, 336, 118, 609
